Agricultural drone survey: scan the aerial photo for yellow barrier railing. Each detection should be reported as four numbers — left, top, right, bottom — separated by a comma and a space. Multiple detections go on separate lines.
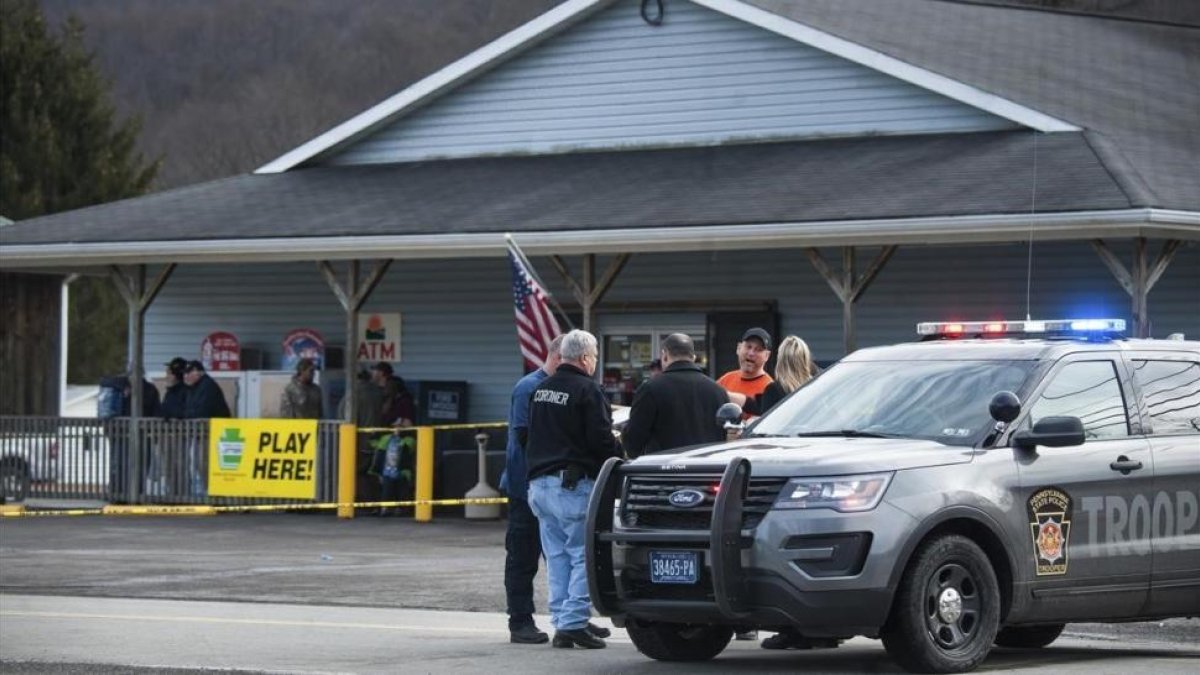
0, 421, 510, 521
0, 496, 510, 518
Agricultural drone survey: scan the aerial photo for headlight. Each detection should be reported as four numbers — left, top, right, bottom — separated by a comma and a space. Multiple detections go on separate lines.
774, 473, 893, 512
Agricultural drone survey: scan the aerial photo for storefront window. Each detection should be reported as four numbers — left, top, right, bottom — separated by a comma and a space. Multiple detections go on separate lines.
601, 330, 708, 405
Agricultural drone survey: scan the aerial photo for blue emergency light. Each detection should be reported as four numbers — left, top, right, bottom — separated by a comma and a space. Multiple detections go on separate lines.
916, 318, 1126, 338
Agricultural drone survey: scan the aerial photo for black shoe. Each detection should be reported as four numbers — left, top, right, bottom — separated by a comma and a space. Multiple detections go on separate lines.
552, 628, 606, 649
586, 622, 611, 639
761, 631, 841, 650
510, 624, 549, 644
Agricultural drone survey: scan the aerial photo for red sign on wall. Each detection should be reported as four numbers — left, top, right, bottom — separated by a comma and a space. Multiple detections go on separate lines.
202, 331, 241, 371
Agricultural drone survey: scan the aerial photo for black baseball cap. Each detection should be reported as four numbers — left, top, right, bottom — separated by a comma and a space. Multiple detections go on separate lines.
165, 357, 188, 376
371, 362, 394, 376
740, 327, 772, 349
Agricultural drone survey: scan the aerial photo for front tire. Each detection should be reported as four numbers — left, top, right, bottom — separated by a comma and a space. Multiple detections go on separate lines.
625, 619, 732, 661
882, 534, 1001, 673
994, 624, 1064, 648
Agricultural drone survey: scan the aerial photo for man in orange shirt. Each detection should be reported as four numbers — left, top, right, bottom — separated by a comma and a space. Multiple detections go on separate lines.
717, 327, 774, 409
716, 326, 773, 643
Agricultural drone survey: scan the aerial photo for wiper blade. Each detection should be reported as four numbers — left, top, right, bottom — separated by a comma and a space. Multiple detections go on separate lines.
794, 429, 895, 439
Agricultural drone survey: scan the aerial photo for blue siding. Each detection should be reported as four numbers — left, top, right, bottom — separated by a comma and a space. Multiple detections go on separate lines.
143, 242, 1199, 422
327, 0, 1015, 165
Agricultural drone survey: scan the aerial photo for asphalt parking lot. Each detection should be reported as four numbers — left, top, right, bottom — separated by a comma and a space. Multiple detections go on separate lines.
1, 512, 1197, 674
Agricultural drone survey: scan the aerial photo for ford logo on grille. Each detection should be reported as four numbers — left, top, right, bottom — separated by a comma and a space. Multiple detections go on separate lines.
668, 489, 706, 508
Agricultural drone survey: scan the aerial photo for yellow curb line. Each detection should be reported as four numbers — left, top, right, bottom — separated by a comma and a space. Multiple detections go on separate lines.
0, 497, 510, 518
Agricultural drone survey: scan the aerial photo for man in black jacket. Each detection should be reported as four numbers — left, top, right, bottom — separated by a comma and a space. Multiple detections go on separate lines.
181, 360, 230, 496
521, 329, 620, 650
182, 361, 231, 419
160, 357, 190, 419
621, 333, 729, 458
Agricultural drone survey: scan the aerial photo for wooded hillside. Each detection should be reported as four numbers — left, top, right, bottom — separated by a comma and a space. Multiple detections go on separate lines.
40, 0, 561, 189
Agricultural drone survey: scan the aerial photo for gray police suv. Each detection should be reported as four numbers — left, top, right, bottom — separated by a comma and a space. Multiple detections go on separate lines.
586, 320, 1199, 673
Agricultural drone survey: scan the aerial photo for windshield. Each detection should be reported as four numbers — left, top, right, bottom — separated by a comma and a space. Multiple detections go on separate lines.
749, 360, 1035, 446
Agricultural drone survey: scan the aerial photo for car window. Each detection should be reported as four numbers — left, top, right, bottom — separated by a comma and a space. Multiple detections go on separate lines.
1132, 359, 1200, 435
1029, 360, 1129, 439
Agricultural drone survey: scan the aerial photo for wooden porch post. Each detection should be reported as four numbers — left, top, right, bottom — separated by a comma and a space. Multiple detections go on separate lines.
1091, 238, 1182, 338
110, 263, 177, 503
318, 259, 392, 423
805, 246, 897, 354
550, 253, 631, 335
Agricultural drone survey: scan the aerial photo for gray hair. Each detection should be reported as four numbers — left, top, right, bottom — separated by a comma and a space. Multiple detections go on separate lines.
547, 333, 566, 355
560, 329, 598, 362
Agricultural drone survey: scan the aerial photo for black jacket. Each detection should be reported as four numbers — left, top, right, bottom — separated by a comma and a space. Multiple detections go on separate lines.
160, 382, 189, 419
184, 374, 231, 419
118, 378, 162, 418
621, 361, 729, 458
522, 363, 619, 480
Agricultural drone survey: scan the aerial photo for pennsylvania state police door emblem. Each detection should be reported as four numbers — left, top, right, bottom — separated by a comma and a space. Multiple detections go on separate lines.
1027, 487, 1072, 576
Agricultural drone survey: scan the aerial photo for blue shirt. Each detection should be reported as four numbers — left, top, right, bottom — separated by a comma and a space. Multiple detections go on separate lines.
500, 367, 549, 499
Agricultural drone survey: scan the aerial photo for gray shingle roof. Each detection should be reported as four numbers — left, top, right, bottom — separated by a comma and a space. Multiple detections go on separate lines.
4, 0, 1196, 256
2, 130, 1130, 245
747, 0, 1200, 210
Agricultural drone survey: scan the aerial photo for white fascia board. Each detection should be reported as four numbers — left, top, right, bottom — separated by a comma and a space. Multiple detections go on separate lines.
3, 210, 1195, 270
255, 0, 615, 174
694, 0, 1080, 133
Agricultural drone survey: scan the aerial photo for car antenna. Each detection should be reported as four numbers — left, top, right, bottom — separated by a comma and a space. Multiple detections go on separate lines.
1024, 130, 1040, 322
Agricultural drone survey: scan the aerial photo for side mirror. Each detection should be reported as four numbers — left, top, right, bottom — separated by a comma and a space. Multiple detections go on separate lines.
989, 391, 1021, 423
716, 402, 743, 427
1012, 416, 1085, 450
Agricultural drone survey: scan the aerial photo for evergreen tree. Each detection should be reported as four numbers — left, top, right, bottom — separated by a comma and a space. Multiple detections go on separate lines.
0, 0, 159, 383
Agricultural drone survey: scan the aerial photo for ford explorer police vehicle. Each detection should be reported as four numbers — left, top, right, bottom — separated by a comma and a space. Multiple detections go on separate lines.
585, 319, 1199, 673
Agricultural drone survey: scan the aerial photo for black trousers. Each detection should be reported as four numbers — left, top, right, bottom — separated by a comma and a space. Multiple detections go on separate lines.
504, 496, 542, 629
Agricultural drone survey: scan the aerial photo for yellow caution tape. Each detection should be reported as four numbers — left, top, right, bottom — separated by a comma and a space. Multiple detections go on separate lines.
0, 496, 510, 518
357, 421, 507, 434
102, 505, 218, 516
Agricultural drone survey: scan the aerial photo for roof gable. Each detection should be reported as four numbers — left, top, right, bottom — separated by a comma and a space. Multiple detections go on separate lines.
258, 0, 1075, 172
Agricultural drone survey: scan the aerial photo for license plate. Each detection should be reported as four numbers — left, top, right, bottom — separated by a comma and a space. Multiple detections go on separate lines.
649, 550, 698, 584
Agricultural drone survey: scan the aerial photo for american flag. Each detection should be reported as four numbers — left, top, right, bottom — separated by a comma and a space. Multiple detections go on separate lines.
508, 244, 562, 370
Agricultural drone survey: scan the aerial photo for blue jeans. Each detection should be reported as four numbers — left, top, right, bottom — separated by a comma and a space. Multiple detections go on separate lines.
528, 474, 593, 631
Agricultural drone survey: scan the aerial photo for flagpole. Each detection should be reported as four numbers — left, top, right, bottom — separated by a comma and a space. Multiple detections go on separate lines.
506, 234, 576, 332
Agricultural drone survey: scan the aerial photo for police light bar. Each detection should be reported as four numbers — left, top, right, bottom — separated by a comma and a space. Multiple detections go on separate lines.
916, 319, 1126, 337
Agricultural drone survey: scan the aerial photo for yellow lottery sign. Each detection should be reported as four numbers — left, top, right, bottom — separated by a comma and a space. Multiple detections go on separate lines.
208, 419, 319, 499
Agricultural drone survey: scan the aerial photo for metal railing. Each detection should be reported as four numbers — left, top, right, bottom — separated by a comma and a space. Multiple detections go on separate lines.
0, 416, 340, 506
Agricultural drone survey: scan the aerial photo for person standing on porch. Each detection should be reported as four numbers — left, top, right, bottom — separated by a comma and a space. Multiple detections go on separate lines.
279, 357, 322, 419
182, 360, 230, 497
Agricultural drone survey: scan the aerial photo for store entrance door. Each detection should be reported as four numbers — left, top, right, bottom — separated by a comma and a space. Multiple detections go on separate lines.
596, 315, 707, 406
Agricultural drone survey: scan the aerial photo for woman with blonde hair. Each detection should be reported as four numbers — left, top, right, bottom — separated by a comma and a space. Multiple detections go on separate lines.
745, 335, 817, 416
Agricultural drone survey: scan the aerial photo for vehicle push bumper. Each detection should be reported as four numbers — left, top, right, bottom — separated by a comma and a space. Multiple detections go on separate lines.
586, 456, 892, 634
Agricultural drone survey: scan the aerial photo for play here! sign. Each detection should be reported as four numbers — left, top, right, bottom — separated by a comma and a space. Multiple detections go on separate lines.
208, 419, 319, 499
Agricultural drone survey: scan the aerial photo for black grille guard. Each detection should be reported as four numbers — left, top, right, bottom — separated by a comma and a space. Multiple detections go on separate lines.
585, 456, 754, 620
